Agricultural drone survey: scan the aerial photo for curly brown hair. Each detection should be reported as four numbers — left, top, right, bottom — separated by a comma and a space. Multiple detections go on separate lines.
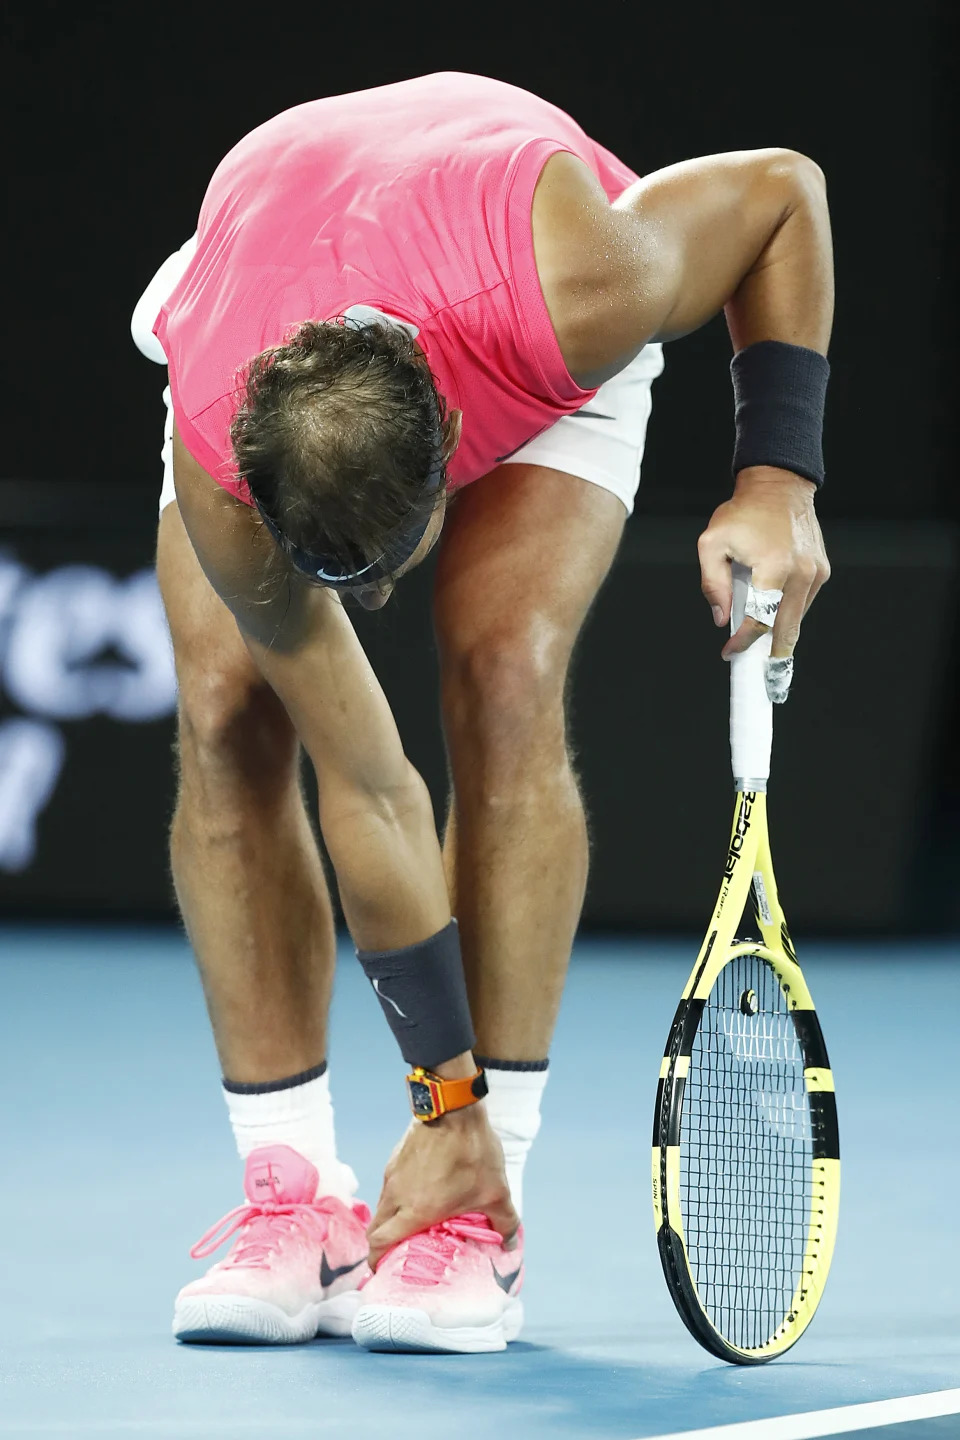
230, 318, 451, 581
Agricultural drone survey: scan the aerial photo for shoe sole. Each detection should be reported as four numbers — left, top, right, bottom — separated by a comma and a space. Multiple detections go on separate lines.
351, 1297, 523, 1354
173, 1289, 362, 1345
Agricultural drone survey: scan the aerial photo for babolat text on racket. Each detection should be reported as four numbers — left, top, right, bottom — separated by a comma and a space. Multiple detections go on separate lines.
651, 563, 840, 1364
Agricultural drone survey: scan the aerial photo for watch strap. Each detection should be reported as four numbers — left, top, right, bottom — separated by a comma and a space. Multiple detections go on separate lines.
407, 1066, 488, 1121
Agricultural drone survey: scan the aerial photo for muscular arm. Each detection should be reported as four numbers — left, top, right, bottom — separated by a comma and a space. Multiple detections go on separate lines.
614, 149, 833, 353
537, 147, 832, 381
171, 426, 451, 951
534, 148, 834, 660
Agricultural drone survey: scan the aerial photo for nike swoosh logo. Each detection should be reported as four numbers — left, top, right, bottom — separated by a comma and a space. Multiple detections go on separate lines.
320, 1253, 367, 1288
372, 978, 407, 1018
495, 421, 552, 463
490, 1260, 522, 1294
569, 409, 615, 420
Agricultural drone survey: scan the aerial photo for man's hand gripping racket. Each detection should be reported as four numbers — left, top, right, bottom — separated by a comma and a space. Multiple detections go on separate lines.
651, 564, 840, 1364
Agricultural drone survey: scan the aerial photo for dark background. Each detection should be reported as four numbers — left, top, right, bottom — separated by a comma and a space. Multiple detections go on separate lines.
2, 0, 956, 931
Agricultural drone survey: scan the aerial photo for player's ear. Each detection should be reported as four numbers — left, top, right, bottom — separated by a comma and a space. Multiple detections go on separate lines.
355, 581, 395, 610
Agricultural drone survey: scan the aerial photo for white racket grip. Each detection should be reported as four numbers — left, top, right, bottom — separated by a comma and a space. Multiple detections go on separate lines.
729, 563, 773, 789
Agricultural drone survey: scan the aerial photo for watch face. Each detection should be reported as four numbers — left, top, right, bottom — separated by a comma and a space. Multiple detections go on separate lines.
409, 1080, 435, 1118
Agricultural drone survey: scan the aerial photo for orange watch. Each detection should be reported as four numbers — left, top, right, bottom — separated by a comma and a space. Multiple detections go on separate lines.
406, 1066, 488, 1122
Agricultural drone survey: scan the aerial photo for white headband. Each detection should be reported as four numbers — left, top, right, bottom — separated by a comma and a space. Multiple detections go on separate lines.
341, 303, 420, 341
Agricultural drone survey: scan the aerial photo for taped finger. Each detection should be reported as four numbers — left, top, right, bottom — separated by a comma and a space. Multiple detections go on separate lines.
744, 585, 784, 628
764, 655, 794, 705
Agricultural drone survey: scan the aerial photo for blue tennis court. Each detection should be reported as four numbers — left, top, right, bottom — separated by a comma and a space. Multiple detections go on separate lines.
1, 926, 956, 1440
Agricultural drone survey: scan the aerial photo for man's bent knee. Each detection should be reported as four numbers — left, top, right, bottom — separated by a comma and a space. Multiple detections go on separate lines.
177, 665, 297, 780
441, 631, 567, 758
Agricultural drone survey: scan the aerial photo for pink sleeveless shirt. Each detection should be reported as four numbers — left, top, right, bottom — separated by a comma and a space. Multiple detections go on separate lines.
154, 72, 639, 502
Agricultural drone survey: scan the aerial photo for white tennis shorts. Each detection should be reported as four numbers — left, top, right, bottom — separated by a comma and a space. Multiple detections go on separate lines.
132, 238, 664, 518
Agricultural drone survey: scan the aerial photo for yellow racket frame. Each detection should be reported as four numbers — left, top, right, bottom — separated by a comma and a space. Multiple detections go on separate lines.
652, 789, 840, 1364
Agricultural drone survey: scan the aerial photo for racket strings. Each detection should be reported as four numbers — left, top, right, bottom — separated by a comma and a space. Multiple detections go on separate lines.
680, 954, 813, 1351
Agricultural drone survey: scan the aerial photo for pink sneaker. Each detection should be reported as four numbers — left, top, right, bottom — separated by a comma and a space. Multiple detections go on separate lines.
173, 1144, 371, 1344
352, 1214, 524, 1353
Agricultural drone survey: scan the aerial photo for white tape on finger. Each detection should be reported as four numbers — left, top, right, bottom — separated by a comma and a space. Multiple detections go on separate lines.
764, 655, 794, 705
744, 586, 783, 627
739, 579, 794, 711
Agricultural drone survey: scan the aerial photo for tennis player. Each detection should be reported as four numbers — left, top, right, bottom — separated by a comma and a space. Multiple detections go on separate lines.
131, 71, 832, 1353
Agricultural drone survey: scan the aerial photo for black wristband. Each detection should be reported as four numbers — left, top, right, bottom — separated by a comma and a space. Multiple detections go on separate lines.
357, 919, 475, 1070
731, 340, 829, 488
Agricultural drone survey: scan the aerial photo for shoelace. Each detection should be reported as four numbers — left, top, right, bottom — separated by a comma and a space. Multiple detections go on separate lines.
397, 1212, 504, 1287
190, 1196, 345, 1270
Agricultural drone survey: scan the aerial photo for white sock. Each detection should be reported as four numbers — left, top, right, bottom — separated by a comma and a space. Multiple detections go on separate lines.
480, 1062, 549, 1218
222, 1064, 358, 1203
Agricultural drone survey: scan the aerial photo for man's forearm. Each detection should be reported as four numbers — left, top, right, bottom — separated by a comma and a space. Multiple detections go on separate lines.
317, 761, 452, 951
724, 155, 834, 356
244, 622, 453, 951
222, 556, 449, 952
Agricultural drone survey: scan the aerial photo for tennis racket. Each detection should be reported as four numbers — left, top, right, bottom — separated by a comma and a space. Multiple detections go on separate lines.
651, 563, 840, 1364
